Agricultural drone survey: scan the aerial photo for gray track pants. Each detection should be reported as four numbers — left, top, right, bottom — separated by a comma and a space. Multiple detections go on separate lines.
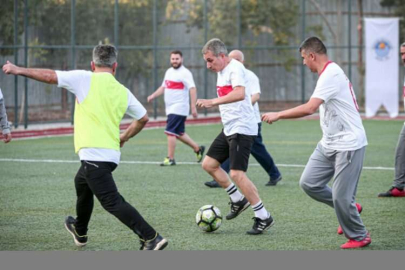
299, 143, 367, 241
393, 125, 405, 189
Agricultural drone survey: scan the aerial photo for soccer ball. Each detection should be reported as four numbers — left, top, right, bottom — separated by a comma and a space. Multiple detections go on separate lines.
195, 205, 222, 232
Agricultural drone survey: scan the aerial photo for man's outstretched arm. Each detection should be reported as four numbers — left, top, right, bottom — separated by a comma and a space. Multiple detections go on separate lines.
3, 61, 58, 85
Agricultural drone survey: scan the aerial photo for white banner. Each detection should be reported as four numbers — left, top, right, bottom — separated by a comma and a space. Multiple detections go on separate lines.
365, 18, 399, 118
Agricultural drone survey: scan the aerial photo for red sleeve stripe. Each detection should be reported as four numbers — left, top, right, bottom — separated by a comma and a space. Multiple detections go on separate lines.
217, 85, 233, 97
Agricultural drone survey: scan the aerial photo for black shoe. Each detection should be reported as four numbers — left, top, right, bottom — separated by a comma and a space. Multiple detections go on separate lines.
140, 234, 168, 250
64, 216, 88, 247
246, 215, 275, 235
226, 197, 250, 220
205, 180, 221, 188
196, 146, 205, 163
265, 175, 282, 186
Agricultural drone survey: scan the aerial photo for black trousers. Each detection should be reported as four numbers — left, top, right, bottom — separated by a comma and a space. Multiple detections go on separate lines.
74, 160, 156, 241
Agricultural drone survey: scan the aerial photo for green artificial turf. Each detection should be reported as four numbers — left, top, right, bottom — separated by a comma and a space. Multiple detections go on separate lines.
1, 119, 404, 250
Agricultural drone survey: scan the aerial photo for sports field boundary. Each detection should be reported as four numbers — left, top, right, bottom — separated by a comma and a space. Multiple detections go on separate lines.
8, 113, 405, 139
0, 158, 395, 171
10, 116, 222, 139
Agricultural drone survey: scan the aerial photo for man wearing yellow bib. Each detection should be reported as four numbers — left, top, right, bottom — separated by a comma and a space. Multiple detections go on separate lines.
2, 45, 168, 250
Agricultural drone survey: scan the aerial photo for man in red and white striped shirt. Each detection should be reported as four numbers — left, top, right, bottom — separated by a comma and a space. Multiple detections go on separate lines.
197, 38, 274, 235
148, 51, 204, 166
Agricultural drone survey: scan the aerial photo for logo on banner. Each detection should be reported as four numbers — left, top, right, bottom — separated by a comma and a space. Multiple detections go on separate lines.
374, 40, 391, 61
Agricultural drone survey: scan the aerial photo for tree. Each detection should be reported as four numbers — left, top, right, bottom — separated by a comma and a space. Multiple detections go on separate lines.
0, 0, 24, 56
166, 0, 299, 70
380, 0, 405, 41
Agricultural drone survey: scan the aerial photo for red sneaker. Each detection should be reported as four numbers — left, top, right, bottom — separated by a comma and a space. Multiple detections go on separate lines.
337, 203, 363, 235
340, 233, 371, 249
378, 187, 405, 197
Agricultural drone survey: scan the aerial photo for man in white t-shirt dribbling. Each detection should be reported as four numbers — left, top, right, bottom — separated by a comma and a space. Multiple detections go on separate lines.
148, 51, 205, 166
262, 37, 370, 249
197, 38, 274, 235
204, 49, 282, 188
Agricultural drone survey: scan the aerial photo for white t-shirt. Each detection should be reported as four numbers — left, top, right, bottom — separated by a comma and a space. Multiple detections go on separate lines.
162, 65, 196, 116
245, 69, 261, 123
217, 59, 258, 136
0, 88, 3, 100
56, 70, 147, 164
311, 62, 368, 151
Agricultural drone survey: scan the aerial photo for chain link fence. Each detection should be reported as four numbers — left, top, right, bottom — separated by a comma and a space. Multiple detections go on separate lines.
0, 0, 399, 128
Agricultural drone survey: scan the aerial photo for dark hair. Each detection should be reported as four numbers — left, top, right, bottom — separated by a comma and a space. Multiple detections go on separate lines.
299, 37, 327, 55
171, 50, 183, 57
92, 44, 117, 67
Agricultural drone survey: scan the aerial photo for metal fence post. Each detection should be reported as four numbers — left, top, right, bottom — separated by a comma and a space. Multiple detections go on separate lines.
24, 0, 28, 129
203, 0, 208, 116
301, 0, 306, 104
13, 0, 19, 128
70, 0, 76, 125
152, 0, 158, 119
237, 0, 242, 48
114, 0, 119, 47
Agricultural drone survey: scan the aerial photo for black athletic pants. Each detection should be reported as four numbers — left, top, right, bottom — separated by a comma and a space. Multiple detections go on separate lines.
74, 160, 156, 241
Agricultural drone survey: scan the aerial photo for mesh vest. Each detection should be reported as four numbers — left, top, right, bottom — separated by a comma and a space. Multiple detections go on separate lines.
74, 73, 127, 153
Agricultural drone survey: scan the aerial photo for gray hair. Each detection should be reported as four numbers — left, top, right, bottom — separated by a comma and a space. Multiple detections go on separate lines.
92, 44, 118, 68
202, 38, 228, 56
299, 36, 327, 55
401, 42, 405, 47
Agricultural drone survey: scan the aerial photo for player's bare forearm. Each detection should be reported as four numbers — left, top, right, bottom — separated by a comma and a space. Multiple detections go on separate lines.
3, 61, 57, 84
120, 114, 149, 147
147, 86, 164, 102
262, 98, 322, 124
213, 86, 245, 106
190, 87, 198, 117
22, 68, 57, 84
279, 98, 322, 119
251, 93, 260, 105
190, 87, 197, 106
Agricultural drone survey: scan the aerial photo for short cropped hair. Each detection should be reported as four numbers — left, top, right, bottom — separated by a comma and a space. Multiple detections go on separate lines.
401, 42, 405, 48
299, 37, 327, 55
202, 38, 228, 56
92, 44, 118, 68
171, 50, 183, 57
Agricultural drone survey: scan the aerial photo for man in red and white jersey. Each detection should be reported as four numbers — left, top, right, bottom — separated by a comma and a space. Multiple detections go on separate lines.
148, 50, 204, 166
378, 42, 405, 198
204, 49, 282, 188
197, 38, 274, 235
262, 37, 370, 249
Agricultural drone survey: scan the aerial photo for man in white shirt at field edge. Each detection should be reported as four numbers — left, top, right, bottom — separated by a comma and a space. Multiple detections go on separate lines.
148, 50, 205, 166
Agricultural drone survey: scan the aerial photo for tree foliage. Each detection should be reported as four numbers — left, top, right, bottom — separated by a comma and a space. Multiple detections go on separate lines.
0, 0, 168, 90
166, 0, 299, 46
380, 0, 405, 41
166, 0, 299, 69
0, 0, 24, 56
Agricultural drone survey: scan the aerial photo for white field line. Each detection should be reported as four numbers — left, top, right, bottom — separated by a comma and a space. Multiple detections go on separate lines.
0, 158, 394, 171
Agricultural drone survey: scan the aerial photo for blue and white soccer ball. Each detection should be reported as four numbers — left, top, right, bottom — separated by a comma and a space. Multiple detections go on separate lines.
196, 205, 222, 232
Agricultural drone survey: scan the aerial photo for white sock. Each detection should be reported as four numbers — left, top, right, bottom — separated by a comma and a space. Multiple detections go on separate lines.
252, 201, 270, 220
225, 183, 243, 203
